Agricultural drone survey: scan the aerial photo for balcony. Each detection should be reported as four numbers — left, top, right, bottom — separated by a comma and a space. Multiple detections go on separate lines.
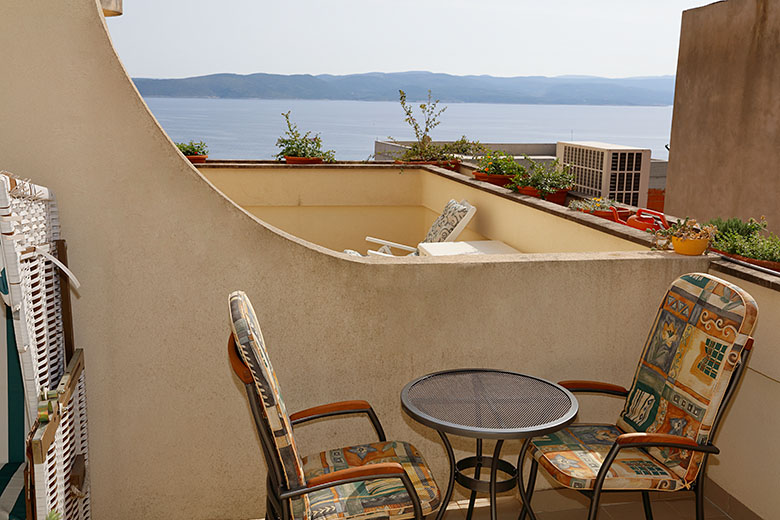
0, 1, 778, 520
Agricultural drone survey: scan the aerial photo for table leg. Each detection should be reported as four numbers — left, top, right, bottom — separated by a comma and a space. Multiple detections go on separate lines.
465, 439, 483, 520
489, 440, 504, 520
516, 438, 539, 520
435, 430, 457, 520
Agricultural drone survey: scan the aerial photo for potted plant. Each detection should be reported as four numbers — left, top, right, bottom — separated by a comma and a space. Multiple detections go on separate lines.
707, 217, 780, 271
275, 111, 335, 164
651, 217, 717, 256
388, 90, 482, 171
568, 197, 631, 221
473, 150, 519, 187
507, 156, 574, 205
176, 140, 209, 164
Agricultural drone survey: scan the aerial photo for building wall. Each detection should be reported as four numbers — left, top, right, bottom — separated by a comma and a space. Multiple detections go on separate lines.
703, 268, 780, 520
666, 0, 780, 233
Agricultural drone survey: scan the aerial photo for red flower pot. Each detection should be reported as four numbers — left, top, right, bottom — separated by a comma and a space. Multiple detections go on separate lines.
285, 156, 324, 165
516, 186, 570, 205
473, 171, 513, 187
186, 155, 208, 164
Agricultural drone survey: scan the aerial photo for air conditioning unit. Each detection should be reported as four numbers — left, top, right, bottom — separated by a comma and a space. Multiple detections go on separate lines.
557, 141, 650, 208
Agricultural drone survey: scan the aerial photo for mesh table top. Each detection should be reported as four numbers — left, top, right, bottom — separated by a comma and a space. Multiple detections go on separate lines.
401, 369, 578, 439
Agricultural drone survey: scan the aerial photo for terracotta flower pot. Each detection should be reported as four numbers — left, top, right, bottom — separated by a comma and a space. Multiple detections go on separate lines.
473, 171, 513, 187
672, 237, 709, 256
709, 248, 780, 273
516, 186, 570, 205
394, 159, 461, 172
285, 156, 324, 165
186, 155, 207, 164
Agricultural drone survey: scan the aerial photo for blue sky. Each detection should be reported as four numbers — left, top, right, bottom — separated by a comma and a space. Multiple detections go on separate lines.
106, 0, 714, 79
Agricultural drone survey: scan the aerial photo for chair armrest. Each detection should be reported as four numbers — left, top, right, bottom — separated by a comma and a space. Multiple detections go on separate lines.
279, 463, 424, 520
367, 249, 394, 257
589, 432, 719, 500
306, 462, 406, 487
290, 400, 386, 442
558, 380, 629, 397
616, 433, 719, 454
365, 236, 417, 252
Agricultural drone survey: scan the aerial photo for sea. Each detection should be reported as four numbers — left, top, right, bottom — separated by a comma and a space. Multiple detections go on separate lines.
144, 97, 673, 161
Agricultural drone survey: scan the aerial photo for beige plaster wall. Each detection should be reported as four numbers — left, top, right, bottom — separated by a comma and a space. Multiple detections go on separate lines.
666, 0, 780, 233
204, 166, 647, 255
704, 269, 780, 520
0, 2, 753, 519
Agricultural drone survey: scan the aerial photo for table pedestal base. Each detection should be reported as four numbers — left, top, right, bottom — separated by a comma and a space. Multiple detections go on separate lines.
436, 436, 518, 520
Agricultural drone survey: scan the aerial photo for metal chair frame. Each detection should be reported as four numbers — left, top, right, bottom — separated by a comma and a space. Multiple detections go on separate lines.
517, 343, 753, 520
228, 335, 425, 520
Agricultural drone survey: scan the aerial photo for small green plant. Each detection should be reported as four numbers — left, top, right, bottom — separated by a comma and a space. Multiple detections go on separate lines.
275, 111, 335, 162
46, 512, 62, 520
390, 90, 482, 162
651, 217, 717, 250
707, 216, 780, 262
707, 216, 767, 238
507, 156, 574, 199
568, 197, 622, 213
477, 150, 520, 176
175, 140, 208, 156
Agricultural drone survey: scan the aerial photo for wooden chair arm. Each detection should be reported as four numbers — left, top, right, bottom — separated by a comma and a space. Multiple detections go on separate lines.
616, 433, 719, 454
290, 400, 387, 441
280, 462, 424, 520
306, 462, 405, 487
558, 380, 629, 396
228, 334, 253, 384
290, 400, 373, 422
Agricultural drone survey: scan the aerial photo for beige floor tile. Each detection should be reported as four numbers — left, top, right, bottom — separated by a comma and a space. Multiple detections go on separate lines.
601, 500, 687, 520
666, 497, 729, 519
535, 509, 608, 520
526, 489, 589, 512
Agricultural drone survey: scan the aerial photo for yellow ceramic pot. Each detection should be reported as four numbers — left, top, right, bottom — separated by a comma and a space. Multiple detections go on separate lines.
671, 236, 709, 256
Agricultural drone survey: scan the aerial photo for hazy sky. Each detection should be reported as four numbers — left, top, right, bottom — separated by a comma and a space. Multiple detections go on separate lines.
107, 0, 715, 79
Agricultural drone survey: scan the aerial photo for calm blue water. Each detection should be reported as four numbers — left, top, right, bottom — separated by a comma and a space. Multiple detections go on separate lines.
144, 97, 673, 161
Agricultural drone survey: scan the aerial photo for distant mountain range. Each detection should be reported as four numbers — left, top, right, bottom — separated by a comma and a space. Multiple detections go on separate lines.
133, 71, 675, 106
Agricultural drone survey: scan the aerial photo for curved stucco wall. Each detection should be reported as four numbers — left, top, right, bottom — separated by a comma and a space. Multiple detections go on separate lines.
0, 2, 713, 519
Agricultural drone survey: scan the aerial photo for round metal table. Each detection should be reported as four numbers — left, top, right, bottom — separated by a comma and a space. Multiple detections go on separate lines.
401, 369, 578, 520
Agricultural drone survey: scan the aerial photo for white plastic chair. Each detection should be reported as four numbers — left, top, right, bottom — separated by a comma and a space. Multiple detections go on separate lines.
364, 199, 476, 257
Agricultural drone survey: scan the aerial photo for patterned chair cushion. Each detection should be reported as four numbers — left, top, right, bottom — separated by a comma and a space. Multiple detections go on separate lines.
616, 273, 758, 482
530, 425, 686, 491
422, 199, 472, 243
228, 291, 308, 497
292, 441, 441, 520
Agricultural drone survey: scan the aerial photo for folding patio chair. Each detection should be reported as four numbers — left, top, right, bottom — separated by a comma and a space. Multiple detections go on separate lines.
227, 291, 442, 520
345, 199, 476, 257
518, 273, 758, 520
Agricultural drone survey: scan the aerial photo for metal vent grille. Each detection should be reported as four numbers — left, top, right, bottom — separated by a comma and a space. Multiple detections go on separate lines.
557, 142, 650, 207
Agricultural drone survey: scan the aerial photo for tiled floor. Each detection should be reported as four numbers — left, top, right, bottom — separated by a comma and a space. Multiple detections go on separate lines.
443, 492, 733, 520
